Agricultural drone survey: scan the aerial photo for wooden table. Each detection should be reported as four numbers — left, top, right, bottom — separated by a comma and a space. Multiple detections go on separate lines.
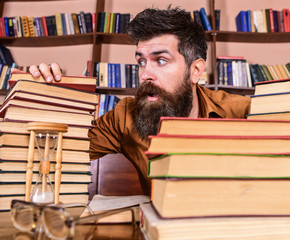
0, 223, 145, 240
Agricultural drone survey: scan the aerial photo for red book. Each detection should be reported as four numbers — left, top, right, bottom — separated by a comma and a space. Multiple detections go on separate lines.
92, 12, 96, 32
41, 16, 48, 36
268, 8, 275, 32
283, 9, 290, 32
0, 17, 6, 36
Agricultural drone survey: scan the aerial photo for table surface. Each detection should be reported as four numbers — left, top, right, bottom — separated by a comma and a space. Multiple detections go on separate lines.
0, 224, 145, 240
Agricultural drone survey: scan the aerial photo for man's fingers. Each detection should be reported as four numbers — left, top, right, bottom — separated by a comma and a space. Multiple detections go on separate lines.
29, 65, 41, 78
38, 63, 54, 83
11, 68, 25, 74
50, 63, 62, 82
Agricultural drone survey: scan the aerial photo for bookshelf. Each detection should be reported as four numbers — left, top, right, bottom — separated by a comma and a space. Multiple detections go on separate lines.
0, 0, 289, 97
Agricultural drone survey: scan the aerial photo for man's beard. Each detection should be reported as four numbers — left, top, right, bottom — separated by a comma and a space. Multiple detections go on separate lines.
133, 74, 193, 139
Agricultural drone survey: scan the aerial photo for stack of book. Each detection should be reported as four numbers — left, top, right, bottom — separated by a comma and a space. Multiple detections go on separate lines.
248, 78, 290, 120
141, 116, 290, 239
0, 73, 98, 211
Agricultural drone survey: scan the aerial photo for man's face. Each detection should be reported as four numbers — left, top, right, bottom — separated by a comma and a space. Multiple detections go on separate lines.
136, 34, 189, 96
133, 34, 193, 139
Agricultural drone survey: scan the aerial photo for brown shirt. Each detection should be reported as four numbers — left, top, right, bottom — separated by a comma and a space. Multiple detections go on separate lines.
88, 85, 251, 195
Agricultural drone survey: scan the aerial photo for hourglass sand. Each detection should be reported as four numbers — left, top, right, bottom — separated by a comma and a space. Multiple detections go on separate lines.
25, 122, 68, 204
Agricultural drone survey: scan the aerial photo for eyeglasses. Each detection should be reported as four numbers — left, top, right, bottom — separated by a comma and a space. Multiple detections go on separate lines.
11, 200, 137, 240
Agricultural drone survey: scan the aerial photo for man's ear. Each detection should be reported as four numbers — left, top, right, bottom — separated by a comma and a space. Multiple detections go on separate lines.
190, 58, 206, 84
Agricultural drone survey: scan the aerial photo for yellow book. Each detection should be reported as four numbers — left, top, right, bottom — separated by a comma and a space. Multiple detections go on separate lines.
21, 16, 30, 37
272, 65, 283, 79
55, 13, 63, 35
282, 64, 290, 78
277, 64, 289, 79
28, 17, 36, 37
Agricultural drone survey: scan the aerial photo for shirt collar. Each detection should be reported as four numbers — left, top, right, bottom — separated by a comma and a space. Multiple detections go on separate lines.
197, 84, 224, 118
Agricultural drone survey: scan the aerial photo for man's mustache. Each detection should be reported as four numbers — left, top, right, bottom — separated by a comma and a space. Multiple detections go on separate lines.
136, 82, 167, 99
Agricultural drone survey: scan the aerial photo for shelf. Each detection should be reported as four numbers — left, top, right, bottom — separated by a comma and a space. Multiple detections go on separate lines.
1, 31, 287, 48
215, 31, 290, 43
0, 33, 94, 47
95, 87, 137, 95
215, 85, 255, 96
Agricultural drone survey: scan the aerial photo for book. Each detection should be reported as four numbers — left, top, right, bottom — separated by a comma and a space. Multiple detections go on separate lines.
0, 182, 89, 196
151, 178, 290, 218
0, 170, 91, 183
0, 159, 90, 172
0, 98, 93, 116
5, 80, 98, 105
146, 134, 290, 156
157, 116, 290, 136
193, 10, 202, 26
215, 9, 221, 30
250, 92, 290, 115
253, 78, 290, 95
235, 11, 247, 32
140, 203, 290, 240
248, 111, 290, 120
45, 15, 57, 36
0, 132, 90, 151
3, 89, 96, 112
148, 153, 290, 178
1, 105, 94, 126
199, 7, 212, 31
9, 73, 97, 92
81, 194, 150, 223
0, 146, 90, 163
0, 194, 89, 211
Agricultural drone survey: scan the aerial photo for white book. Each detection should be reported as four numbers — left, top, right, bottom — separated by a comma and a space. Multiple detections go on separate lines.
68, 13, 75, 35
245, 62, 252, 87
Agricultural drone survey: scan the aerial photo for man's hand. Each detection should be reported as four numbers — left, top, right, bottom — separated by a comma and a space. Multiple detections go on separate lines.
11, 63, 62, 83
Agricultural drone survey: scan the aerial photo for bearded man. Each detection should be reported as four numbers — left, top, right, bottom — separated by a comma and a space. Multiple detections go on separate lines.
22, 7, 251, 196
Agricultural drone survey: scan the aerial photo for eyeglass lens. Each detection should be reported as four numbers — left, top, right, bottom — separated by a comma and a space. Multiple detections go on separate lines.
12, 203, 36, 233
42, 208, 72, 240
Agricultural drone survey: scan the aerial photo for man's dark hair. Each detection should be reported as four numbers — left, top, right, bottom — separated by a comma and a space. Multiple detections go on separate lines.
126, 6, 208, 67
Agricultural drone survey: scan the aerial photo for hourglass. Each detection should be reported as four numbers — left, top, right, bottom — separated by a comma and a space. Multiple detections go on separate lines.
25, 122, 68, 204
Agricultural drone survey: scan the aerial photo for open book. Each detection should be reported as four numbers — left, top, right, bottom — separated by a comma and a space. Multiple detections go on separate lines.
81, 194, 150, 223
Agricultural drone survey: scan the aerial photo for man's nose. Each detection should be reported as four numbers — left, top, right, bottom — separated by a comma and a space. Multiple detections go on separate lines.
140, 63, 156, 82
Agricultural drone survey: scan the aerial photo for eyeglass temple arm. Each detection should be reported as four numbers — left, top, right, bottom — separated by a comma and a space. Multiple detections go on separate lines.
75, 206, 136, 224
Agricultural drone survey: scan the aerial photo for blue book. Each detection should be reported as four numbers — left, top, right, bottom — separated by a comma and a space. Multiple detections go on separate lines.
227, 61, 233, 86
98, 94, 106, 117
104, 94, 110, 113
114, 63, 121, 87
245, 10, 252, 32
199, 8, 212, 31
108, 63, 113, 87
193, 10, 202, 26
235, 11, 247, 32
114, 13, 120, 33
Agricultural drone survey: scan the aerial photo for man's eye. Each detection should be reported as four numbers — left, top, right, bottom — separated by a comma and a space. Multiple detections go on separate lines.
157, 59, 167, 65
138, 59, 146, 67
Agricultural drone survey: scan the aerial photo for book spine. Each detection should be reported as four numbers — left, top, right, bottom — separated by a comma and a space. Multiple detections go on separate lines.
200, 8, 212, 31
